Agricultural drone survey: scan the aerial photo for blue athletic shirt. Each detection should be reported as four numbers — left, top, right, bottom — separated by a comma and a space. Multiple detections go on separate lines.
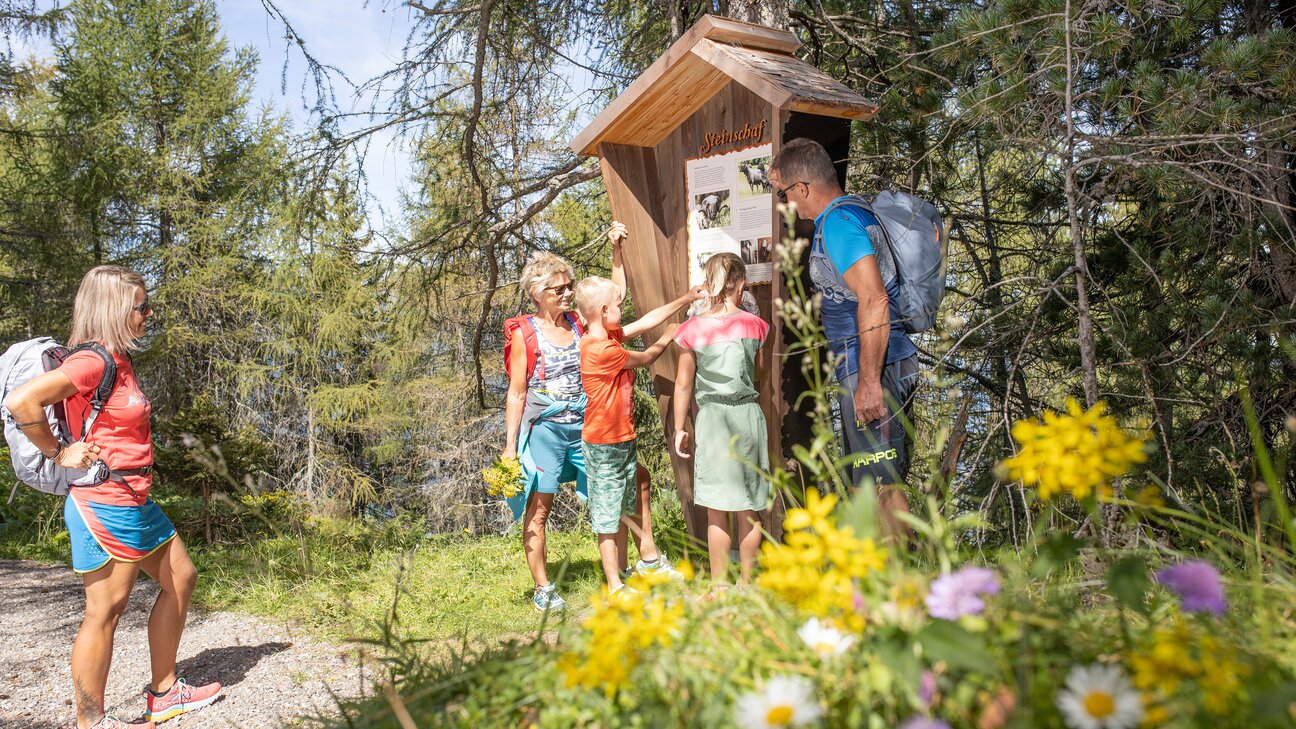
810, 196, 918, 379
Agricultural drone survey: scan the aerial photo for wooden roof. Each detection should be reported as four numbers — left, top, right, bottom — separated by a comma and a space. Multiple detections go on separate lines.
571, 15, 879, 156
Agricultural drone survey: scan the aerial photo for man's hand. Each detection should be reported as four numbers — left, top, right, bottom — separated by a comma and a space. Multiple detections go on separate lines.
853, 381, 887, 426
608, 221, 628, 247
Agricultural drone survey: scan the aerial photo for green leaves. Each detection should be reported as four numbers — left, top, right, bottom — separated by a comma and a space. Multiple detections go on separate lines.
916, 619, 995, 674
1032, 532, 1087, 578
1107, 556, 1152, 616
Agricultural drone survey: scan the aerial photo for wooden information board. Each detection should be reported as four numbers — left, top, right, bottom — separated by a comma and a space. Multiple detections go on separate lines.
571, 15, 879, 542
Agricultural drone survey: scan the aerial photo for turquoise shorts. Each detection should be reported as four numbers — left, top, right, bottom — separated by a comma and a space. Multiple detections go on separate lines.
65, 495, 176, 574
582, 439, 638, 535
526, 419, 585, 495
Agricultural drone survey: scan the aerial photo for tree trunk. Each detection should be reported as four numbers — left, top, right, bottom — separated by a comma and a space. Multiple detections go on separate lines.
724, 0, 790, 30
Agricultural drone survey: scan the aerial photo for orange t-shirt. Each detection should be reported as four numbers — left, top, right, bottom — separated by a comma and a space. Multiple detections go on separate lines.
580, 327, 636, 445
59, 347, 154, 506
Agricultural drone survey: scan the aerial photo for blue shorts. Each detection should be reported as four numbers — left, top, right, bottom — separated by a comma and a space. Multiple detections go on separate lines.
65, 495, 176, 574
525, 418, 586, 495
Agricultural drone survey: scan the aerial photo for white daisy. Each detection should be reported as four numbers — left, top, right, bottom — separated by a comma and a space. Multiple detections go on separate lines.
796, 617, 856, 659
734, 675, 823, 728
1056, 664, 1144, 729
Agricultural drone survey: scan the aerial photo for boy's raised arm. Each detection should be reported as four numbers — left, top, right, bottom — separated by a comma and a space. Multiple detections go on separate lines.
624, 323, 680, 370
609, 222, 628, 297
622, 286, 706, 341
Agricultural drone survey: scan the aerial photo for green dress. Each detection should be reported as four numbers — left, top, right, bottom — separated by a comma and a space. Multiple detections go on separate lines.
675, 310, 771, 512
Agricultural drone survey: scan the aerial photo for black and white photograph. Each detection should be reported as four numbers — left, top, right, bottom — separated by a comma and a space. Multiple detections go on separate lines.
740, 236, 773, 264
692, 190, 731, 229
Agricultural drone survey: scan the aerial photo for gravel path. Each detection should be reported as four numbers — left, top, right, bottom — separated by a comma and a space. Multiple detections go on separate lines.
0, 560, 369, 729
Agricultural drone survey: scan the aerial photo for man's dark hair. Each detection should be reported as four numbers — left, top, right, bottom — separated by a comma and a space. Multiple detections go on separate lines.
770, 138, 838, 186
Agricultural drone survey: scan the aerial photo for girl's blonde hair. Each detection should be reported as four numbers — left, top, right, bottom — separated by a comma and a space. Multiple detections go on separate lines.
519, 252, 576, 307
69, 265, 147, 353
702, 252, 746, 303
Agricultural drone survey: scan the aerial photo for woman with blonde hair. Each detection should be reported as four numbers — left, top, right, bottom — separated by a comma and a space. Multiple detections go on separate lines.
503, 223, 677, 612
4, 266, 221, 729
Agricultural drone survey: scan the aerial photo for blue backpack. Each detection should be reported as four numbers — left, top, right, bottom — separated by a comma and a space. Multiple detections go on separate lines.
842, 192, 947, 333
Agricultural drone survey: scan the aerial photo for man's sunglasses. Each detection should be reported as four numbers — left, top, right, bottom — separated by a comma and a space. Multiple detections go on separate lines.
775, 181, 807, 204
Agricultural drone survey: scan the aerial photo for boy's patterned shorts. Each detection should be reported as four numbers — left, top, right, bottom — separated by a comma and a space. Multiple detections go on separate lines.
582, 439, 638, 534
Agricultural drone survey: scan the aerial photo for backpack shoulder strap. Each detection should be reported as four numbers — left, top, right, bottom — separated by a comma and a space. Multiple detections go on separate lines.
566, 312, 584, 341
68, 342, 117, 439
829, 194, 900, 280
522, 317, 541, 380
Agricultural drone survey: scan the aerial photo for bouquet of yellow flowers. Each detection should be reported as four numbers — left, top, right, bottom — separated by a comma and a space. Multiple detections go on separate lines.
482, 455, 523, 498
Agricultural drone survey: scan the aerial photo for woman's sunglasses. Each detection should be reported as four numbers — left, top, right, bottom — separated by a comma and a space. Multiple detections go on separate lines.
132, 296, 154, 315
544, 282, 574, 295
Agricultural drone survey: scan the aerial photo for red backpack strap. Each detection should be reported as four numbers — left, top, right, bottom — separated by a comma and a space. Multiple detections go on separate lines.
503, 315, 541, 382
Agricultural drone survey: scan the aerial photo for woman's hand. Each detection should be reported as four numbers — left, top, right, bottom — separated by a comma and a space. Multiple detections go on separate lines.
673, 430, 691, 459
502, 446, 517, 461
56, 441, 101, 470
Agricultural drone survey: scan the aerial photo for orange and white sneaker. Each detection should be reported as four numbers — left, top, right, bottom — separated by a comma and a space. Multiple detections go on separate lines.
144, 679, 223, 723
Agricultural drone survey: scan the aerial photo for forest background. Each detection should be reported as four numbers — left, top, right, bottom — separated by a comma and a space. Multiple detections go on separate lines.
0, 0, 1293, 635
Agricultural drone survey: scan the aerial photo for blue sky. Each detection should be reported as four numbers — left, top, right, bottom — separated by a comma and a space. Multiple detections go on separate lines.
217, 0, 419, 226
15, 0, 420, 225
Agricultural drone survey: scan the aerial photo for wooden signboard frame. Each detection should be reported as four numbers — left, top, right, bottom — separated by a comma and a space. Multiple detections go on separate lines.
571, 15, 878, 543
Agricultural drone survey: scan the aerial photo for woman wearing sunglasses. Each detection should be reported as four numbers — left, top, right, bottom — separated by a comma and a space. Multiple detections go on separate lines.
502, 223, 677, 612
4, 266, 221, 728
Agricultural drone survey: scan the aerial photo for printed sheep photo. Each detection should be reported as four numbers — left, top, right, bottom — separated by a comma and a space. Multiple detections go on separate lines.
692, 190, 731, 229
737, 155, 772, 199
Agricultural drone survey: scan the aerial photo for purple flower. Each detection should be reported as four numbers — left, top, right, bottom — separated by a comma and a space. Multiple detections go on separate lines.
919, 671, 938, 706
899, 719, 952, 729
1155, 560, 1226, 615
925, 566, 1001, 620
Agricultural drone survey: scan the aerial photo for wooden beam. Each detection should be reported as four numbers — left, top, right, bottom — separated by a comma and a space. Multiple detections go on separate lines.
695, 14, 801, 54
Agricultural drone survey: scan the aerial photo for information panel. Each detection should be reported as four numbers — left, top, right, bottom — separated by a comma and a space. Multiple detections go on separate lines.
685, 142, 774, 285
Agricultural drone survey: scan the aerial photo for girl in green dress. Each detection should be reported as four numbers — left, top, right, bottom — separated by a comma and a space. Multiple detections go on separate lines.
672, 253, 770, 585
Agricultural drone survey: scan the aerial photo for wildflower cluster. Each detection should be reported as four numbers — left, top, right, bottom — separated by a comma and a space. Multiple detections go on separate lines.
1129, 620, 1250, 720
481, 455, 523, 498
558, 580, 685, 696
1000, 398, 1148, 501
757, 490, 887, 632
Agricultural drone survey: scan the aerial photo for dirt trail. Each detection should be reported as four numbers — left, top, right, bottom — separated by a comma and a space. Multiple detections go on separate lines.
0, 560, 369, 728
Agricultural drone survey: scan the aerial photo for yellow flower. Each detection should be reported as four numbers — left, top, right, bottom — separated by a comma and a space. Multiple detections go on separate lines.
1132, 486, 1165, 510
757, 491, 887, 632
559, 583, 684, 696
1001, 399, 1148, 502
482, 456, 523, 498
783, 490, 837, 533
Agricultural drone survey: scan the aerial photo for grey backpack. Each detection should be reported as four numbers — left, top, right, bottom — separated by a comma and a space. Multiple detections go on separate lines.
1, 337, 116, 501
845, 192, 947, 333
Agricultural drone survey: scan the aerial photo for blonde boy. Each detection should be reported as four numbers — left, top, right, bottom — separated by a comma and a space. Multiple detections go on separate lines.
576, 276, 702, 592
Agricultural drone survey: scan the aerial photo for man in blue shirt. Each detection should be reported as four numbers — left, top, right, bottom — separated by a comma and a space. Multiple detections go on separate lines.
769, 138, 921, 538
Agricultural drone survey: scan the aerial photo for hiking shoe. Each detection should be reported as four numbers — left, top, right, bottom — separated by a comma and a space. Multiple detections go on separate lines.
81, 717, 155, 729
144, 678, 222, 723
533, 584, 568, 612
635, 555, 683, 580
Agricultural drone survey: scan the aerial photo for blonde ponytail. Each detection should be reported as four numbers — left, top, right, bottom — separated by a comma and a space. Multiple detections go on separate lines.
700, 253, 746, 309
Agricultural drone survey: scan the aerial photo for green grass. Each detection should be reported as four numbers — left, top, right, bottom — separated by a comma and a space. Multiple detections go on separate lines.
189, 528, 607, 643
0, 485, 687, 647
